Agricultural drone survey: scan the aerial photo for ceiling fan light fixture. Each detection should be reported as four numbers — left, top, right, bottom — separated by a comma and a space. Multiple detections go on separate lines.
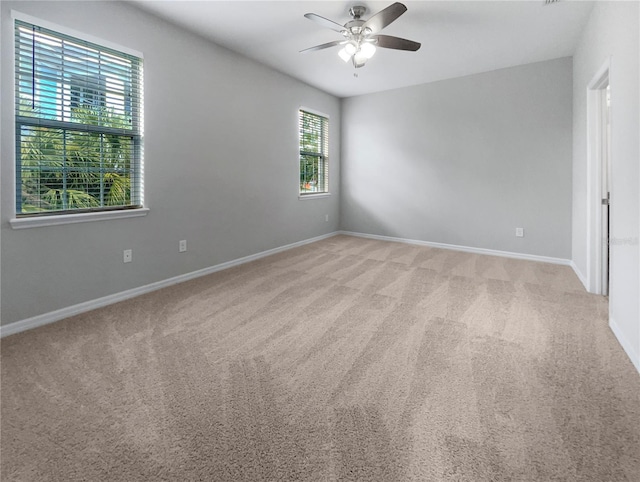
302, 2, 421, 69
353, 50, 368, 65
352, 56, 366, 69
344, 42, 357, 55
338, 47, 352, 62
360, 42, 376, 59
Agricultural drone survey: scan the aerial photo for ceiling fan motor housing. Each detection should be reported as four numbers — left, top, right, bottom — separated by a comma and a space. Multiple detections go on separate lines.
348, 6, 367, 19
344, 20, 369, 37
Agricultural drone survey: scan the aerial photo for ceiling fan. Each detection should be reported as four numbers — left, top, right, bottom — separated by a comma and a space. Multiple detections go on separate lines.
300, 2, 421, 69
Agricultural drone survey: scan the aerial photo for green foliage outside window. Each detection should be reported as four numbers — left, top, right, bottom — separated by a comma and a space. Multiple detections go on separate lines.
18, 102, 137, 214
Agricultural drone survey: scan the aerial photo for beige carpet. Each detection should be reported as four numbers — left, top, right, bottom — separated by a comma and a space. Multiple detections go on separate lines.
2, 234, 639, 481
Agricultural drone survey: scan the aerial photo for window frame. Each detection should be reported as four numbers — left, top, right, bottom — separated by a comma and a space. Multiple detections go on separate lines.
298, 107, 330, 199
10, 11, 146, 228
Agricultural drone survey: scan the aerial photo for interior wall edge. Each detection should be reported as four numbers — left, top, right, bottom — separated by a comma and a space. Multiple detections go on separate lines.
610, 317, 640, 375
570, 260, 589, 290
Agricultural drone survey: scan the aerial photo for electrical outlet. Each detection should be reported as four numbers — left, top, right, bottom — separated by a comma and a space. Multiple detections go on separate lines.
179, 240, 187, 252
515, 228, 524, 238
325, 214, 329, 222
123, 249, 132, 263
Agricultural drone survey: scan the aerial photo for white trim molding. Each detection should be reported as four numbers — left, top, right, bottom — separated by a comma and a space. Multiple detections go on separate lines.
10, 208, 150, 229
0, 231, 339, 338
570, 260, 589, 290
0, 230, 593, 339
610, 318, 640, 375
585, 57, 612, 294
340, 231, 573, 266
298, 193, 331, 201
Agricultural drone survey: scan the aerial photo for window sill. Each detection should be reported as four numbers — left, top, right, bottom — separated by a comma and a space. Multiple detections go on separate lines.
298, 193, 331, 201
10, 208, 150, 230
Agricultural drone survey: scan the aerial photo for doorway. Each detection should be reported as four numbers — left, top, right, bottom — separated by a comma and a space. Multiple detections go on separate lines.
587, 60, 611, 296
601, 84, 611, 296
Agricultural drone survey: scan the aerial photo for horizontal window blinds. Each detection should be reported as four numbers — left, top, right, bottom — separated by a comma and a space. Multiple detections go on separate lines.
15, 20, 141, 131
299, 110, 329, 194
15, 20, 143, 216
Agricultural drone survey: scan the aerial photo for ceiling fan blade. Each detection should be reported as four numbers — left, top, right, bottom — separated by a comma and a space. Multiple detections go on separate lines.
371, 34, 421, 51
300, 40, 346, 53
304, 13, 346, 34
362, 2, 408, 34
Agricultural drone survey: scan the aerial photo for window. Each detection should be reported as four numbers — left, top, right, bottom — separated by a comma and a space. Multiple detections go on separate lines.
299, 109, 329, 195
14, 20, 143, 216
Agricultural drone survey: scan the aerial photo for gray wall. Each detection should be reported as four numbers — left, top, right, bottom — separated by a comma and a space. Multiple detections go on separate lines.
341, 58, 573, 259
572, 1, 639, 369
0, 1, 340, 325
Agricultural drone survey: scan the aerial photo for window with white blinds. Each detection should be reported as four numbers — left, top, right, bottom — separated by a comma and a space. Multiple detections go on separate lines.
299, 109, 329, 195
14, 19, 143, 216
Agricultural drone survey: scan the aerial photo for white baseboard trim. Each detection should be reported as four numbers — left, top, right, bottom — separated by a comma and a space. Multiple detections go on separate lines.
570, 260, 589, 290
339, 231, 572, 266
609, 318, 640, 375
0, 231, 339, 338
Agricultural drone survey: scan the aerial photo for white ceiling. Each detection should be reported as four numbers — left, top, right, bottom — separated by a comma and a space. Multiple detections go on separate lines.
131, 0, 594, 98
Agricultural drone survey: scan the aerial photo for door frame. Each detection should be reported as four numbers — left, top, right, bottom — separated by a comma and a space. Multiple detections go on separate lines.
586, 58, 611, 295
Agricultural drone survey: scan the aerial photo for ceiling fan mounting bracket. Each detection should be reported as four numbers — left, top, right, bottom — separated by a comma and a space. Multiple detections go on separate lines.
349, 6, 367, 20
